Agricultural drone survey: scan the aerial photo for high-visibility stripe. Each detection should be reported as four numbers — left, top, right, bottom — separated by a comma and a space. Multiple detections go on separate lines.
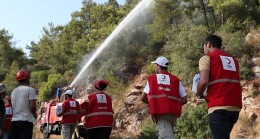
87, 112, 113, 118
208, 79, 240, 86
150, 94, 181, 101
6, 118, 12, 120
64, 110, 77, 115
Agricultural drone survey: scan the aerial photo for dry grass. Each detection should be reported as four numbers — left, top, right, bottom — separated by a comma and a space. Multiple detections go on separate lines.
231, 112, 260, 139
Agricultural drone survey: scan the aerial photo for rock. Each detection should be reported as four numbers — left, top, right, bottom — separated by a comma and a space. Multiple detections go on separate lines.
126, 89, 142, 96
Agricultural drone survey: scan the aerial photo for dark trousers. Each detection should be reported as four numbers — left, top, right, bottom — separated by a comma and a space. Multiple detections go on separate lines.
10, 121, 33, 139
208, 109, 239, 139
87, 127, 112, 139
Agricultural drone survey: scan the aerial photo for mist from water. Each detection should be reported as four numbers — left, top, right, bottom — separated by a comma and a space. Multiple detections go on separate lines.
70, 0, 153, 88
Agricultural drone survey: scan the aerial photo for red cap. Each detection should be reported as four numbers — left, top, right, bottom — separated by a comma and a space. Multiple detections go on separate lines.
94, 80, 109, 90
16, 70, 29, 81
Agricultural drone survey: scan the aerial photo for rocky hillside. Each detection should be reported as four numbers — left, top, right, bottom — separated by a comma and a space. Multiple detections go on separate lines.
110, 72, 260, 138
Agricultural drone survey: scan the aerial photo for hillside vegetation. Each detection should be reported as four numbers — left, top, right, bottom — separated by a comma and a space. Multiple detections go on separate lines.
1, 0, 260, 138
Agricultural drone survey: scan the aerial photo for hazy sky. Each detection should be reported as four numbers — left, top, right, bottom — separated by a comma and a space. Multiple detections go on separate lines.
0, 0, 124, 56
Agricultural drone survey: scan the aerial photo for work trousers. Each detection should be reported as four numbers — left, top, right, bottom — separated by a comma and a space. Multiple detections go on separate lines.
87, 127, 112, 139
10, 121, 33, 139
62, 123, 77, 139
155, 114, 177, 139
208, 109, 240, 139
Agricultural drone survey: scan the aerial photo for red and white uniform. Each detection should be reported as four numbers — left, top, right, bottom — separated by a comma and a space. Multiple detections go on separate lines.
61, 98, 80, 124
147, 71, 182, 117
206, 50, 242, 108
4, 103, 12, 131
85, 92, 113, 129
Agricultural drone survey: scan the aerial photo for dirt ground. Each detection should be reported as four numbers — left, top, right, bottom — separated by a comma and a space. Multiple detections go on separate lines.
33, 127, 61, 139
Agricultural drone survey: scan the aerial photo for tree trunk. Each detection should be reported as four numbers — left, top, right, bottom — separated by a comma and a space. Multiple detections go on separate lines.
200, 0, 209, 29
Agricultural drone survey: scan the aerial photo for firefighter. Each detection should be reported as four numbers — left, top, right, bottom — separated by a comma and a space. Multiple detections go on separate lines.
3, 95, 12, 139
10, 70, 37, 139
85, 80, 114, 139
58, 89, 81, 139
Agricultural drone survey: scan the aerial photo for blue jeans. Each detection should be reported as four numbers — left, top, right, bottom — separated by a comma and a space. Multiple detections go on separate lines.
208, 109, 239, 139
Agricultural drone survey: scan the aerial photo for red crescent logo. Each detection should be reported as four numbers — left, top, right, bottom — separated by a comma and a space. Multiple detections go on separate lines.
225, 57, 231, 64
162, 75, 166, 79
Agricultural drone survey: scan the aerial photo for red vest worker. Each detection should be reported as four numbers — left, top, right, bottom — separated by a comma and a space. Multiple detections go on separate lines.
57, 89, 81, 139
140, 56, 187, 139
197, 35, 242, 139
85, 80, 113, 139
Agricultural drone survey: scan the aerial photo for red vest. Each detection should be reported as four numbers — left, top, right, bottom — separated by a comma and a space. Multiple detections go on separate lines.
147, 71, 182, 117
85, 92, 113, 129
206, 50, 242, 108
62, 98, 80, 124
4, 104, 12, 131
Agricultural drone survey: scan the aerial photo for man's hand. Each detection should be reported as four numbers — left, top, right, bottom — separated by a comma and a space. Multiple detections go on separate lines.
139, 92, 148, 104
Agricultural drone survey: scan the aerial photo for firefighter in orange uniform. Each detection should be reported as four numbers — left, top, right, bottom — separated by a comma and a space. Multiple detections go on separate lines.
58, 89, 81, 139
85, 80, 113, 139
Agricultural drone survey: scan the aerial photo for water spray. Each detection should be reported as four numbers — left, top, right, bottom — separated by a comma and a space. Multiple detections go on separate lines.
70, 0, 153, 88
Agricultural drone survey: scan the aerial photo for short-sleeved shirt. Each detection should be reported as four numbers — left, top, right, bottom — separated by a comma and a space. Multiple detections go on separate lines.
199, 55, 240, 114
11, 85, 37, 123
143, 81, 187, 98
199, 55, 210, 71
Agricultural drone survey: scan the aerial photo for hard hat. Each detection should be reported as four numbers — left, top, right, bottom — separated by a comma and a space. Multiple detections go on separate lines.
64, 90, 73, 95
0, 83, 7, 94
94, 80, 109, 90
16, 70, 29, 81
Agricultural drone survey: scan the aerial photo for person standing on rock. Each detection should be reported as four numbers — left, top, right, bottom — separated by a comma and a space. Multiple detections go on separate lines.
196, 35, 242, 139
10, 70, 37, 139
140, 56, 187, 139
85, 79, 114, 139
57, 89, 81, 139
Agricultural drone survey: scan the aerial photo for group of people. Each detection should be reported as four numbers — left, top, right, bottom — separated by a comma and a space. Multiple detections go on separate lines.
57, 80, 114, 139
0, 69, 37, 139
140, 35, 242, 139
0, 34, 242, 139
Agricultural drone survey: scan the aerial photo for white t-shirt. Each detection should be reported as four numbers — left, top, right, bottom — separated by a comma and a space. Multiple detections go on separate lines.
11, 85, 37, 123
143, 81, 187, 98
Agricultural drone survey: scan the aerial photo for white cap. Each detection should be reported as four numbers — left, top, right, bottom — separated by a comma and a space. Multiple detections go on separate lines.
151, 56, 169, 67
64, 90, 73, 95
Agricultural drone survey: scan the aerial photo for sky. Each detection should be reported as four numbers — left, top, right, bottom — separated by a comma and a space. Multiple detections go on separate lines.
0, 0, 124, 57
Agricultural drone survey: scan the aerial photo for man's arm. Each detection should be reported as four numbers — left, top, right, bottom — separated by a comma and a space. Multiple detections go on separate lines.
197, 69, 209, 96
29, 99, 37, 118
139, 92, 148, 104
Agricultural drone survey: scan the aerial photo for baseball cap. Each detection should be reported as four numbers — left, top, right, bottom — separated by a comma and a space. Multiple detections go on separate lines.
151, 56, 169, 67
64, 90, 73, 95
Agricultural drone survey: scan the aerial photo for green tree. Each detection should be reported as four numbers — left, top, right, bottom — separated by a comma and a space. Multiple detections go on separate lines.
3, 61, 19, 92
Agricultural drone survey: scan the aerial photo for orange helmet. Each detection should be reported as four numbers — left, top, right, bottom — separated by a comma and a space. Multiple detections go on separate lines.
16, 70, 29, 81
94, 80, 109, 91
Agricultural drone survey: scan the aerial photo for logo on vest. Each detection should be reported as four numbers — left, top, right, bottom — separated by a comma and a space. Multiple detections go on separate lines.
158, 87, 170, 91
96, 94, 107, 103
156, 74, 170, 85
220, 56, 236, 71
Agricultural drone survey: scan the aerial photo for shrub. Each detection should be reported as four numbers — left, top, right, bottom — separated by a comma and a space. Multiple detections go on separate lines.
175, 104, 211, 139
138, 118, 158, 139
